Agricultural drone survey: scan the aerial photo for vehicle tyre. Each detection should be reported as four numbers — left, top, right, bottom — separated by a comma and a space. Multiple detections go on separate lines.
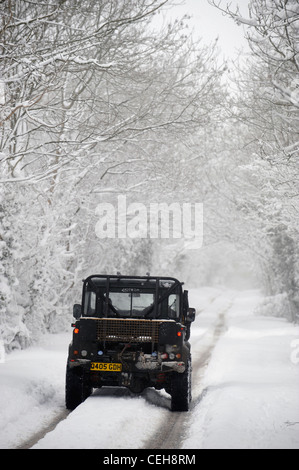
65, 364, 92, 410
170, 358, 192, 412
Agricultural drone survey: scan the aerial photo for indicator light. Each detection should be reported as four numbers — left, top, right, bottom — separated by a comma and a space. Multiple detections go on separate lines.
161, 353, 168, 360
177, 331, 182, 337
74, 328, 79, 334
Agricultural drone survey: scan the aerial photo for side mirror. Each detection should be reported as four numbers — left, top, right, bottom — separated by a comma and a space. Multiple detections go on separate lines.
186, 308, 196, 323
183, 290, 189, 315
73, 304, 82, 320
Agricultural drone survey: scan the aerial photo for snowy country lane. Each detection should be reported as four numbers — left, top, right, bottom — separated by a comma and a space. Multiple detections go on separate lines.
1, 288, 298, 449
29, 287, 230, 450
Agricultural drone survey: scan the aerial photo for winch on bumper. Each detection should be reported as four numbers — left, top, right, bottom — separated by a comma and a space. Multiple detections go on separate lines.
70, 355, 186, 373
135, 353, 186, 373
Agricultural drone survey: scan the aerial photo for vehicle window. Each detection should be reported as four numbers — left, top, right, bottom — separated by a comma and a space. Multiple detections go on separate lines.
168, 294, 179, 319
132, 293, 154, 316
109, 291, 154, 317
84, 291, 96, 315
109, 292, 131, 315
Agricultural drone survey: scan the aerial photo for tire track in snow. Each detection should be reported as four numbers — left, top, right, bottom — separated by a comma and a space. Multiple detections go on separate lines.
18, 409, 70, 449
143, 297, 233, 450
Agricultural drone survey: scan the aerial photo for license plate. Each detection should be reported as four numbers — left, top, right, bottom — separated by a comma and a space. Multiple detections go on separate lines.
90, 362, 122, 372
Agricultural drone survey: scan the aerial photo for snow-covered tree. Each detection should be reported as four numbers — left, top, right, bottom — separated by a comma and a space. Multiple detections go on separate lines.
0, 0, 225, 348
0, 186, 29, 350
209, 0, 299, 321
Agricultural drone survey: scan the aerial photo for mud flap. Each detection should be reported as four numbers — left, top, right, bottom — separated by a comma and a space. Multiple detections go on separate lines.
170, 358, 192, 412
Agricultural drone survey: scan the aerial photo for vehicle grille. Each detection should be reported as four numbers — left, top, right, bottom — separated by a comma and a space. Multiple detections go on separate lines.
96, 319, 162, 343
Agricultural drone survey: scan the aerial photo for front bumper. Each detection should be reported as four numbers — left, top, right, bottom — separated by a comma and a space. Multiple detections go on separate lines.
69, 358, 186, 374
134, 360, 186, 373
161, 361, 186, 373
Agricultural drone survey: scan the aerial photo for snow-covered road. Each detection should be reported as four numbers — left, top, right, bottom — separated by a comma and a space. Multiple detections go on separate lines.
1, 288, 298, 449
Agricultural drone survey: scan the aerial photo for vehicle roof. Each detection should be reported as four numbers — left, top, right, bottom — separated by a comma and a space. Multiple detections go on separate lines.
84, 275, 182, 288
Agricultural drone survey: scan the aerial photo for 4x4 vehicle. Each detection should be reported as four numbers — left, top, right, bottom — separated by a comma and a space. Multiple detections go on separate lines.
66, 275, 195, 412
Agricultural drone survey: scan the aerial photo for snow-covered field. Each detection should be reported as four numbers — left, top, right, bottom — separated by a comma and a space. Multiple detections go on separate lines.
0, 288, 298, 449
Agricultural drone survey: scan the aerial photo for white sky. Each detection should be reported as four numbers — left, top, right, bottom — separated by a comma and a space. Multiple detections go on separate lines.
158, 0, 250, 61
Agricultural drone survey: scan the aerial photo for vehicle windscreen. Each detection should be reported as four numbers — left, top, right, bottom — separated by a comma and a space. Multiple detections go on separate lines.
108, 291, 154, 316
83, 278, 181, 320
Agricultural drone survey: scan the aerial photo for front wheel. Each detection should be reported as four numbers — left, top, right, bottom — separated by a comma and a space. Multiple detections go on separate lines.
65, 364, 92, 410
170, 358, 192, 412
